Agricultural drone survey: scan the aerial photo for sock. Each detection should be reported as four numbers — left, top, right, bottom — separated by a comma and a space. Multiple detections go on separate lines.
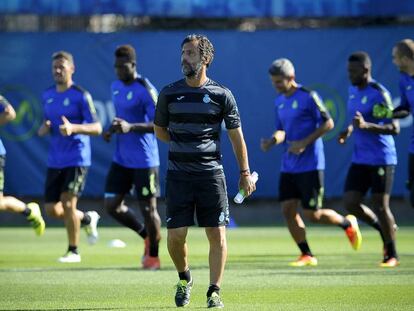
371, 221, 386, 243
149, 242, 159, 257
81, 212, 91, 226
297, 241, 313, 256
384, 241, 397, 259
21, 206, 31, 217
108, 206, 147, 238
339, 218, 351, 230
178, 269, 192, 283
207, 284, 220, 298
68, 245, 78, 254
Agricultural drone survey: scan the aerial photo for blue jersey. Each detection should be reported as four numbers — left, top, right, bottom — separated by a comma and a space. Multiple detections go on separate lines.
42, 84, 99, 168
0, 95, 9, 156
274, 86, 330, 173
398, 72, 414, 153
111, 76, 159, 168
347, 81, 397, 165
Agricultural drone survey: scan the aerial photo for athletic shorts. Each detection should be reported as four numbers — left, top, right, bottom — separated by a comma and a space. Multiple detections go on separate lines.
165, 174, 229, 229
344, 163, 395, 195
44, 166, 88, 203
104, 162, 160, 200
0, 155, 5, 193
279, 170, 324, 210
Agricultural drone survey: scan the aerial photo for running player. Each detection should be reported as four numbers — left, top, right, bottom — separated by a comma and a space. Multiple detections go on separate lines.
0, 94, 45, 235
338, 51, 399, 267
261, 58, 362, 267
38, 51, 102, 263
102, 45, 161, 270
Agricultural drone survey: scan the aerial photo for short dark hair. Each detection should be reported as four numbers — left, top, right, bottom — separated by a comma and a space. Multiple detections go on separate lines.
395, 39, 414, 60
348, 51, 371, 68
181, 34, 215, 68
52, 50, 74, 64
115, 45, 136, 62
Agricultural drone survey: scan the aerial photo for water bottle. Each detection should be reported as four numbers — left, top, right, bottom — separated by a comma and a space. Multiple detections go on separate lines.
233, 171, 259, 204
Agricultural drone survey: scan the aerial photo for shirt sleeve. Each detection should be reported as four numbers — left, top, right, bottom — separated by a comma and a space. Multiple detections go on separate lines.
274, 101, 283, 131
223, 89, 241, 129
0, 95, 10, 114
142, 88, 156, 122
399, 78, 409, 111
80, 91, 99, 123
309, 91, 331, 123
374, 88, 394, 124
154, 88, 169, 127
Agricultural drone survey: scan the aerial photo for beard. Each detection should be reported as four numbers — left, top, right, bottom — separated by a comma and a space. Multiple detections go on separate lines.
181, 60, 203, 78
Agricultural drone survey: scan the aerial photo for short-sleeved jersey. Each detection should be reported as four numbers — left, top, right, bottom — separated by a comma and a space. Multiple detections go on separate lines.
111, 76, 160, 168
42, 84, 99, 168
274, 86, 330, 173
154, 78, 240, 175
0, 95, 10, 156
398, 72, 414, 153
347, 81, 397, 165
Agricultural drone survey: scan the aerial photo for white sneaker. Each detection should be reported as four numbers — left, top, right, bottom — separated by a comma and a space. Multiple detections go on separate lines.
84, 211, 100, 245
58, 251, 81, 263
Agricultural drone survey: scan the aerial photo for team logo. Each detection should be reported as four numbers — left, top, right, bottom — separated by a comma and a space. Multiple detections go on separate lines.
127, 91, 133, 100
361, 96, 368, 104
177, 96, 185, 101
292, 100, 298, 109
0, 85, 42, 141
63, 98, 70, 106
378, 167, 385, 176
203, 94, 211, 103
308, 84, 346, 141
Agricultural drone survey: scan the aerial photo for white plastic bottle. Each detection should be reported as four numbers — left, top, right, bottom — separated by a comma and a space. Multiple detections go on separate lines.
233, 171, 259, 204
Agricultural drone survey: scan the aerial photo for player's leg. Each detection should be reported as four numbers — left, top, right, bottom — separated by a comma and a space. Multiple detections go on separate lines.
371, 165, 399, 267
195, 175, 227, 308
299, 170, 362, 250
104, 162, 147, 238
166, 177, 195, 307
135, 167, 161, 269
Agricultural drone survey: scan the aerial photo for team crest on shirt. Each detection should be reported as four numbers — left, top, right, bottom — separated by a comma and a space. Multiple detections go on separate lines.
292, 100, 298, 109
127, 91, 133, 100
361, 96, 368, 104
203, 94, 211, 103
63, 98, 70, 106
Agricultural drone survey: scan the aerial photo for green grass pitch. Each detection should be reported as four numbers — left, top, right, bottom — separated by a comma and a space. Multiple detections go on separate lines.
0, 226, 413, 310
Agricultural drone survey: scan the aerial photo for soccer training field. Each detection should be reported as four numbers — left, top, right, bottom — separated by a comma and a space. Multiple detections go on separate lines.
1, 226, 413, 310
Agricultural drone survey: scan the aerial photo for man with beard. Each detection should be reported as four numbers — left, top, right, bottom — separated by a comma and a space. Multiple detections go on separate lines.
154, 34, 256, 308
102, 45, 162, 270
38, 51, 102, 263
338, 51, 400, 267
260, 58, 362, 267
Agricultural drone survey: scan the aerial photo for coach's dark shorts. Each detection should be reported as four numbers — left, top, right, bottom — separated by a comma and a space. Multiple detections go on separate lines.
279, 170, 324, 210
44, 166, 88, 203
344, 163, 395, 195
0, 155, 5, 193
104, 162, 160, 200
165, 172, 229, 229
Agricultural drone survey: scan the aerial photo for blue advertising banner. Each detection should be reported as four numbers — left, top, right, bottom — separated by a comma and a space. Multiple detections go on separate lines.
0, 27, 412, 198
0, 0, 413, 17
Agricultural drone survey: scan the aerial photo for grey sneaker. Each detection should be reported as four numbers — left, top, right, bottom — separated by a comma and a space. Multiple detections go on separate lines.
175, 279, 193, 307
207, 292, 224, 308
84, 211, 100, 245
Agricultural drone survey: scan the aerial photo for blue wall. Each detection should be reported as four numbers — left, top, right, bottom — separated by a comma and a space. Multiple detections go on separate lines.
0, 27, 412, 198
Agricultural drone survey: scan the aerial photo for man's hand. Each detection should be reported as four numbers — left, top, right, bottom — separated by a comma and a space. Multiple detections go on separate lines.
287, 139, 307, 155
102, 130, 113, 142
112, 117, 132, 134
337, 131, 348, 144
38, 120, 52, 136
260, 137, 275, 152
59, 116, 73, 136
353, 111, 367, 129
239, 173, 256, 198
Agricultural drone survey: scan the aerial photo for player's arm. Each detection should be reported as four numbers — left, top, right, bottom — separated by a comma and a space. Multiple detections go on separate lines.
260, 130, 286, 152
337, 124, 353, 144
353, 111, 400, 135
0, 102, 16, 126
227, 127, 256, 197
38, 120, 52, 136
60, 116, 102, 136
154, 124, 170, 142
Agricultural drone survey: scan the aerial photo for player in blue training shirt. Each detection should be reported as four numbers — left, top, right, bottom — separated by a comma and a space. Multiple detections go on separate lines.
0, 95, 45, 235
102, 45, 162, 270
261, 58, 361, 267
338, 51, 400, 268
38, 51, 102, 263
376, 39, 414, 208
